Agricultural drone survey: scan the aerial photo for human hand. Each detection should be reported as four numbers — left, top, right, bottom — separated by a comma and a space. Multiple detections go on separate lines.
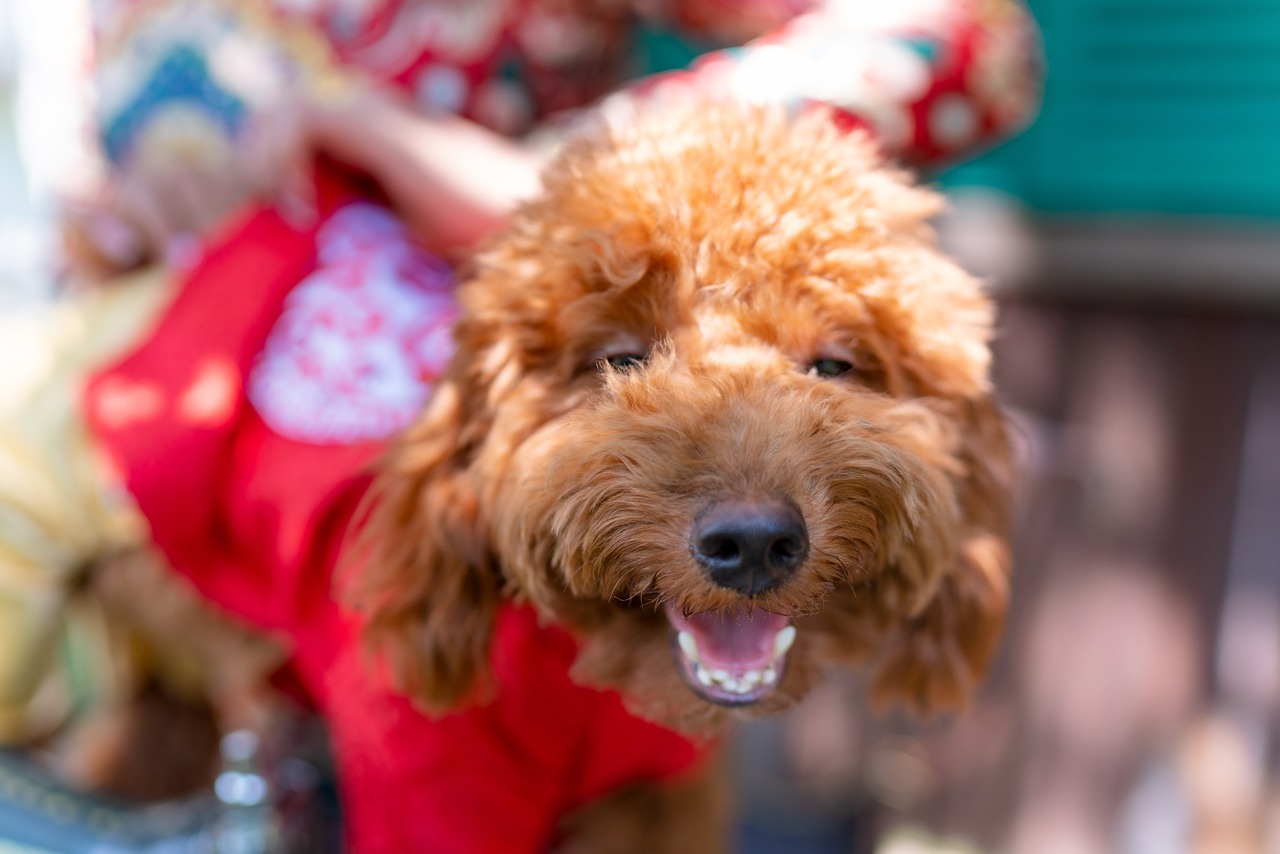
86, 82, 547, 268
67, 116, 264, 276
111, 155, 248, 265
245, 87, 545, 256
238, 96, 326, 231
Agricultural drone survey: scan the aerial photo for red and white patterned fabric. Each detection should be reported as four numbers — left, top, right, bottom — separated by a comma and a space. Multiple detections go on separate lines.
611, 0, 1041, 167
248, 204, 456, 444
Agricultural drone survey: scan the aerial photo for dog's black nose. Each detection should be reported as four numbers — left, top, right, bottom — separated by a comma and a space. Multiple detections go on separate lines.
691, 498, 809, 595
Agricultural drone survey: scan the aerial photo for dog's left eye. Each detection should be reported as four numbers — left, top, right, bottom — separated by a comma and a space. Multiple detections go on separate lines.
807, 358, 854, 378
600, 353, 647, 373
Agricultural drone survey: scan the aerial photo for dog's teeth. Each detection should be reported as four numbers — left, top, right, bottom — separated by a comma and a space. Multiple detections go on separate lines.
677, 631, 700, 663
773, 625, 797, 659
691, 660, 776, 695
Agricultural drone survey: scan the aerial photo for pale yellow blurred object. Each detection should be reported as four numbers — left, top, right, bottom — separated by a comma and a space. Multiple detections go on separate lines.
0, 268, 173, 741
876, 825, 983, 854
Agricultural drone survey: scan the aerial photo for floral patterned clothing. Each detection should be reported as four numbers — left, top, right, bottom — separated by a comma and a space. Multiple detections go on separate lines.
95, 0, 1039, 177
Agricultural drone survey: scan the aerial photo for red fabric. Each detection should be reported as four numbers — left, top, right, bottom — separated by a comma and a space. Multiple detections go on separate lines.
83, 181, 707, 853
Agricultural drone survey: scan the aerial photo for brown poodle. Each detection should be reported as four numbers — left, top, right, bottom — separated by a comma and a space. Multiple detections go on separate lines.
354, 100, 1014, 845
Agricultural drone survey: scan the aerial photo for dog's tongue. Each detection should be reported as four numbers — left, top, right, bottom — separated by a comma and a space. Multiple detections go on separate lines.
666, 604, 789, 671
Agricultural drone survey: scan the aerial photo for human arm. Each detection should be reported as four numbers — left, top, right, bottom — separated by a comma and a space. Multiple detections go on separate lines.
252, 87, 545, 258
310, 0, 1041, 253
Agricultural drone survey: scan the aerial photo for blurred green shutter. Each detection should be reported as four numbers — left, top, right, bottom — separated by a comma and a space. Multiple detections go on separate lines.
953, 0, 1280, 219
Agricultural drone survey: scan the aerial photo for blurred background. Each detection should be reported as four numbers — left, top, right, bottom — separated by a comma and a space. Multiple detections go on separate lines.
1, 0, 1279, 852
737, 2, 1280, 852
739, 2, 1280, 852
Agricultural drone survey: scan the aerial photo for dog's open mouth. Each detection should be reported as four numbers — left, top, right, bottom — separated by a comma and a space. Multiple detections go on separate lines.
665, 603, 795, 705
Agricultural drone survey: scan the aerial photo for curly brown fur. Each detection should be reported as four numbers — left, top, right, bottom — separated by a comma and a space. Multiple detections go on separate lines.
352, 101, 1014, 735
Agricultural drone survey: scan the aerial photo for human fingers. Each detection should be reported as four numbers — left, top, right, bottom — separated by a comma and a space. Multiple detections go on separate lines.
111, 174, 177, 261
118, 164, 208, 270
60, 197, 147, 276
158, 165, 213, 237
242, 104, 317, 229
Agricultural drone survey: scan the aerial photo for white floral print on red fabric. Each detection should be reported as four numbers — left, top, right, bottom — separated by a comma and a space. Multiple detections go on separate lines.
247, 203, 457, 444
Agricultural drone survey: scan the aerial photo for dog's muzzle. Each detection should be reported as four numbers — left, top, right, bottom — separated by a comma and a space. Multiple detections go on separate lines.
663, 497, 807, 705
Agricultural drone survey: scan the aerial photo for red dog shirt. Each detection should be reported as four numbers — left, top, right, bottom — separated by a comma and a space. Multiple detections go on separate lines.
84, 186, 707, 853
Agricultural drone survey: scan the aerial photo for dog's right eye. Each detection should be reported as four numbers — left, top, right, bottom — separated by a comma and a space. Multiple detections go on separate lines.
807, 358, 854, 378
600, 353, 647, 373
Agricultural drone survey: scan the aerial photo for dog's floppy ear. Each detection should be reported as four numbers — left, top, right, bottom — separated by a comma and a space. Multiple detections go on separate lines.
347, 377, 500, 713
869, 396, 1014, 713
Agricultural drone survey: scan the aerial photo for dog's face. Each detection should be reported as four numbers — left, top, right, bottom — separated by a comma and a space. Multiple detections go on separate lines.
357, 103, 1013, 729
